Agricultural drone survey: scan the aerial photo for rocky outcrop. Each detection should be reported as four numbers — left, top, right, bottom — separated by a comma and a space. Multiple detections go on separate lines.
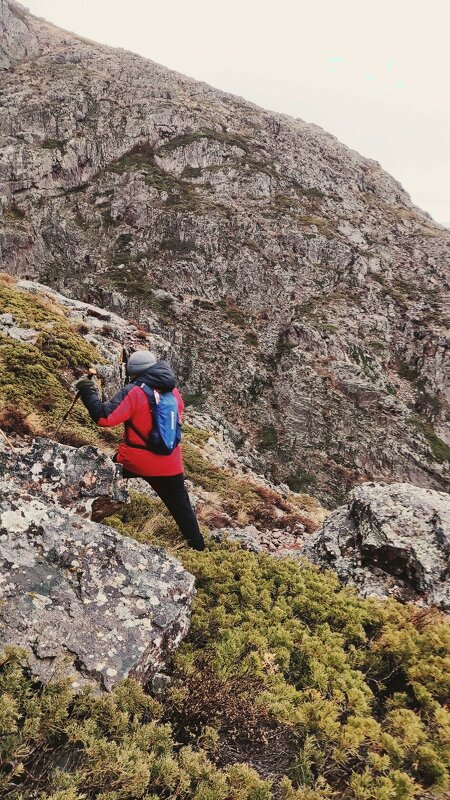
0, 437, 195, 689
304, 482, 450, 610
14, 278, 173, 399
0, 0, 449, 503
0, 0, 39, 69
0, 437, 128, 520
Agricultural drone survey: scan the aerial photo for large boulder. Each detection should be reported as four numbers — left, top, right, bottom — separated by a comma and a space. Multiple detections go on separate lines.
0, 436, 195, 690
0, 437, 128, 520
0, 483, 195, 690
304, 482, 450, 611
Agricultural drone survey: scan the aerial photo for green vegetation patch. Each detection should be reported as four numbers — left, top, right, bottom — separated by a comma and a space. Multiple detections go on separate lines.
286, 472, 317, 492
217, 300, 252, 329
108, 144, 205, 211
183, 423, 211, 447
41, 138, 65, 150
258, 424, 278, 451
268, 189, 324, 219
2, 205, 26, 221
156, 129, 252, 155
0, 646, 270, 800
0, 277, 111, 447
101, 263, 175, 323
182, 165, 202, 179
169, 545, 450, 799
409, 415, 450, 463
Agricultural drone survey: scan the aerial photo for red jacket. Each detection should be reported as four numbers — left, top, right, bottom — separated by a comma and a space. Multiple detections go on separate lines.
79, 375, 184, 477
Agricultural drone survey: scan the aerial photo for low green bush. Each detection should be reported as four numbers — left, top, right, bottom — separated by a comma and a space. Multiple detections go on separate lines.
168, 546, 450, 799
2, 499, 450, 800
3, 547, 448, 799
0, 647, 270, 800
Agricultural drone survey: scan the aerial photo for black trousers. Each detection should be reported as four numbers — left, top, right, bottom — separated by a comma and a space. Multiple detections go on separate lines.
121, 467, 205, 551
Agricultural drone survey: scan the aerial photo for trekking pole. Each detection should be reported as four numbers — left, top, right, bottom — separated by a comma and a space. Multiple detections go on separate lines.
120, 344, 130, 387
53, 367, 97, 436
0, 427, 14, 449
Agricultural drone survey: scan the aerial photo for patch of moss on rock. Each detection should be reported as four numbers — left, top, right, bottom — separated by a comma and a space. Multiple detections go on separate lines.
183, 423, 211, 447
409, 415, 450, 463
0, 277, 110, 446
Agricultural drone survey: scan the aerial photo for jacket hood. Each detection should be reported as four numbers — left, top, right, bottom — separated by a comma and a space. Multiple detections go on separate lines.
134, 360, 177, 392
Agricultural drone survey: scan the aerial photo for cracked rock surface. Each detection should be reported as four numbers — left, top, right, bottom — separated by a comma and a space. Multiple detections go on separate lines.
304, 482, 450, 610
0, 436, 128, 520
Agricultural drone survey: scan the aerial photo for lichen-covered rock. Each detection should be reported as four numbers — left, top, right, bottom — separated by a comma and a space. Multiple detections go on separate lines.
0, 482, 195, 690
0, 437, 128, 520
304, 482, 450, 610
212, 524, 304, 555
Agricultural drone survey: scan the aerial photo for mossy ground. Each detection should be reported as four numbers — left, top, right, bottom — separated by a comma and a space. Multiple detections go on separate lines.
181, 440, 319, 531
0, 276, 114, 448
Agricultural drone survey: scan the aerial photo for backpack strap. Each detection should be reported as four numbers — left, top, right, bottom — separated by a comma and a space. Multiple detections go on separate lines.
124, 419, 150, 449
123, 384, 157, 450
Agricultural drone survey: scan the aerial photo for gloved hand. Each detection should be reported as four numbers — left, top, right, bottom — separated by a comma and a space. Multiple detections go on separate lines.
74, 376, 96, 392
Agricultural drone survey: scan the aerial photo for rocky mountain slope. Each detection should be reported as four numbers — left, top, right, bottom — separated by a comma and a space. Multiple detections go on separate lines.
1, 0, 449, 503
1, 274, 450, 799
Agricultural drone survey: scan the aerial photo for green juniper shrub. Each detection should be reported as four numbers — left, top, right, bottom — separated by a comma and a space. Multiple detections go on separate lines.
0, 647, 271, 800
166, 545, 450, 799
1, 525, 449, 799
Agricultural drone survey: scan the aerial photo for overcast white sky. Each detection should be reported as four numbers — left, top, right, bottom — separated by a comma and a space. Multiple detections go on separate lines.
24, 0, 450, 227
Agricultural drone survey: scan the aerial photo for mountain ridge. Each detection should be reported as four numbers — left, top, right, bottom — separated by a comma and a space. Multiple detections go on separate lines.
1, 0, 449, 503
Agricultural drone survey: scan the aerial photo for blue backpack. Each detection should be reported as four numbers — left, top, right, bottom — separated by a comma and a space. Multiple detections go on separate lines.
138, 384, 182, 455
125, 384, 182, 455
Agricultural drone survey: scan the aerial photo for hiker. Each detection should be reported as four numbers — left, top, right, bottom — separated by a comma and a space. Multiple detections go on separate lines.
75, 351, 205, 551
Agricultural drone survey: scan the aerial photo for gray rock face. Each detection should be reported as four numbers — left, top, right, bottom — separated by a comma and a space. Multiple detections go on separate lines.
0, 486, 195, 689
0, 0, 39, 69
0, 0, 449, 504
304, 482, 450, 610
0, 437, 128, 520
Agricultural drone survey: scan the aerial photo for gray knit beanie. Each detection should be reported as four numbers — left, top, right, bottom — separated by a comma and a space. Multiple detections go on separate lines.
127, 350, 157, 376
